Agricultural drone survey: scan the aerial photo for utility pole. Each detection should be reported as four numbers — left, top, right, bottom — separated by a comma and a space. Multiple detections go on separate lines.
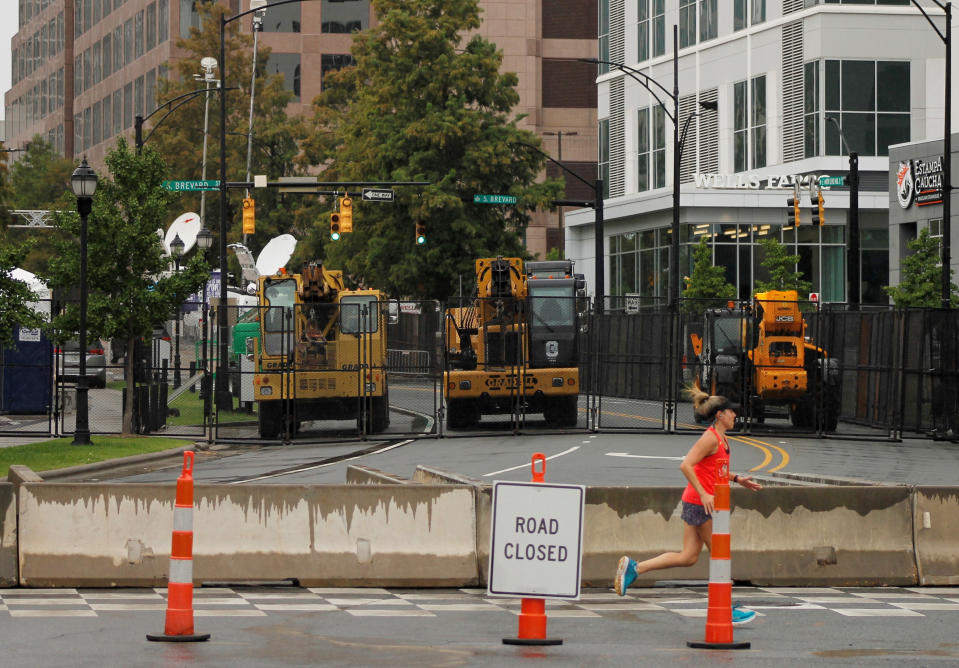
543, 131, 578, 249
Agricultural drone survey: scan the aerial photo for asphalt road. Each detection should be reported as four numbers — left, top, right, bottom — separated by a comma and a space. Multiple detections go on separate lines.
1, 584, 957, 667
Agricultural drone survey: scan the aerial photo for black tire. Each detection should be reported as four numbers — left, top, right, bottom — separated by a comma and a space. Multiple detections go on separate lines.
363, 396, 390, 434
447, 399, 479, 430
544, 395, 578, 427
258, 401, 282, 438
789, 400, 813, 429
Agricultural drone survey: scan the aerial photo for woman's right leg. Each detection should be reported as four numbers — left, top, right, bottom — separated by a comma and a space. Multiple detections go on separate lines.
633, 520, 711, 575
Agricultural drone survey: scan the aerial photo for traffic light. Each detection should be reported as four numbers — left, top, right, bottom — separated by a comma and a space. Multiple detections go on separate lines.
786, 196, 800, 227
339, 196, 353, 233
330, 211, 341, 241
242, 197, 255, 235
809, 190, 825, 226
415, 221, 426, 245
816, 190, 825, 226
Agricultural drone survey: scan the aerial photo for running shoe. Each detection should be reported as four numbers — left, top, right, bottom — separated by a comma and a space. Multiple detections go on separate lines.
731, 606, 757, 626
614, 555, 638, 596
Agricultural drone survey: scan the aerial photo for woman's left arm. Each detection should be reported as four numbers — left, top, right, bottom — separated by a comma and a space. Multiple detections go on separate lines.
732, 474, 762, 491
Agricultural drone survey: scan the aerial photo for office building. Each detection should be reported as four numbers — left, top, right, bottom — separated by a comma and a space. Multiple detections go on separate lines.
566, 0, 956, 305
5, 0, 597, 258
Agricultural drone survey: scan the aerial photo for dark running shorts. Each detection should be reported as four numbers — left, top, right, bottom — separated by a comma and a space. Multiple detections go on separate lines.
681, 501, 711, 527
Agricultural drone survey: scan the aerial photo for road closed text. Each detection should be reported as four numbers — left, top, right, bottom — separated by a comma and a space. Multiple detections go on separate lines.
503, 516, 569, 562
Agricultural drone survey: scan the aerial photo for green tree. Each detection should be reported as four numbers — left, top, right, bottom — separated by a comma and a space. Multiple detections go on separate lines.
300, 0, 562, 299
7, 136, 76, 210
754, 236, 812, 296
0, 238, 45, 350
682, 236, 736, 317
884, 227, 959, 307
147, 2, 302, 263
43, 140, 208, 434
3, 137, 77, 276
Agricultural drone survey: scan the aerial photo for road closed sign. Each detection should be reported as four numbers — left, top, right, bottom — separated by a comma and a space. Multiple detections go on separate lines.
488, 481, 585, 599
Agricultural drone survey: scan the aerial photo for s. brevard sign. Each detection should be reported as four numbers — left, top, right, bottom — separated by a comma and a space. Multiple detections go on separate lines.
694, 173, 827, 190
896, 156, 943, 209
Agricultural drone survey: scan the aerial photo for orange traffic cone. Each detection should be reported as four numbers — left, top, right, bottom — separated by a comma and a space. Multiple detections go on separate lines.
502, 453, 563, 647
147, 451, 210, 643
687, 459, 749, 650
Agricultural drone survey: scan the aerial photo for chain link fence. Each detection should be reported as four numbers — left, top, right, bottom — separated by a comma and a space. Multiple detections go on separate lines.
4, 297, 958, 442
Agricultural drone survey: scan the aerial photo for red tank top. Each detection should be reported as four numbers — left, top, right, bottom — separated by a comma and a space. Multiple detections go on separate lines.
681, 426, 730, 506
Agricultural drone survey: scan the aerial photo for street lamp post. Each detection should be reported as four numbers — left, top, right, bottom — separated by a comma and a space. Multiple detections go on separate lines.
912, 0, 952, 307
70, 157, 98, 446
826, 116, 860, 308
170, 233, 185, 388
218, 0, 297, 411
195, 57, 220, 227
244, 1, 268, 248
580, 25, 715, 309
196, 227, 214, 440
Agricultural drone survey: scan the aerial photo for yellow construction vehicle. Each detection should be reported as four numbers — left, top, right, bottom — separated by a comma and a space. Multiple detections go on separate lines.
252, 261, 390, 437
443, 257, 585, 429
691, 289, 841, 430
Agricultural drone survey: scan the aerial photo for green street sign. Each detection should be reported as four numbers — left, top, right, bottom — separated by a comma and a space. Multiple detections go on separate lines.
162, 180, 221, 191
818, 175, 845, 187
473, 194, 517, 205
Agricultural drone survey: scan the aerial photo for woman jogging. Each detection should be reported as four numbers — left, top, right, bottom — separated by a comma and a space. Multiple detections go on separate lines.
613, 388, 762, 625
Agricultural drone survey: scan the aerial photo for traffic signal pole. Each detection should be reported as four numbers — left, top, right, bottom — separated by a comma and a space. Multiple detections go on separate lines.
847, 152, 860, 308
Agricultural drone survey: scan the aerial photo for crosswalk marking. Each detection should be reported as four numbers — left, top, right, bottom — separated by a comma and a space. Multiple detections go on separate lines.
832, 608, 923, 617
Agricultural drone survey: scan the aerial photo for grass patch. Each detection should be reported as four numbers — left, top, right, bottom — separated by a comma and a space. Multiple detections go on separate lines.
167, 390, 254, 426
0, 436, 195, 476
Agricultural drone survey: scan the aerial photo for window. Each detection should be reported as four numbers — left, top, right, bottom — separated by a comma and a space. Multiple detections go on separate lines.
320, 54, 353, 92
340, 296, 380, 334
113, 26, 122, 72
599, 118, 609, 199
146, 69, 156, 114
159, 0, 169, 42
124, 18, 133, 64
321, 0, 368, 33
636, 109, 650, 191
102, 94, 111, 141
735, 0, 765, 31
599, 0, 609, 73
823, 59, 910, 156
135, 75, 144, 118
635, 106, 666, 192
135, 10, 144, 58
74, 54, 82, 94
652, 0, 665, 58
734, 75, 766, 171
637, 0, 649, 63
679, 0, 696, 48
146, 2, 156, 51
804, 61, 819, 158
113, 88, 122, 133
123, 81, 133, 129
699, 0, 717, 43
270, 53, 302, 100
93, 100, 101, 146
92, 41, 101, 84
83, 47, 91, 90
102, 34, 111, 78
262, 2, 300, 32
180, 0, 200, 39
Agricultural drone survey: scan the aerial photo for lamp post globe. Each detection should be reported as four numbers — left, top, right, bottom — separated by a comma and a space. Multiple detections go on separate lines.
70, 157, 98, 446
170, 233, 185, 388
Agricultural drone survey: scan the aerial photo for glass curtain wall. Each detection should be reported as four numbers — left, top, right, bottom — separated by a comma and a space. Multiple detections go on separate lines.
610, 223, 846, 302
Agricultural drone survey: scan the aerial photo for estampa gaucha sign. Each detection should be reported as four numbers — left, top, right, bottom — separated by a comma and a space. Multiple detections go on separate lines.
487, 481, 585, 599
897, 156, 943, 209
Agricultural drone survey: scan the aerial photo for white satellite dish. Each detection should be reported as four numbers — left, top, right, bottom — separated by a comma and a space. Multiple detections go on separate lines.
256, 234, 297, 276
164, 212, 201, 255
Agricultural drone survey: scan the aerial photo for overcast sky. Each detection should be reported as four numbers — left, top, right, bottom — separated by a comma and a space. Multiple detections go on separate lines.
0, 4, 17, 121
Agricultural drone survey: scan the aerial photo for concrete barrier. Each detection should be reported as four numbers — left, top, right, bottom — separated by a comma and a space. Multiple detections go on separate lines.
0, 483, 17, 586
913, 487, 959, 585
17, 481, 478, 587
346, 465, 417, 485
730, 486, 917, 586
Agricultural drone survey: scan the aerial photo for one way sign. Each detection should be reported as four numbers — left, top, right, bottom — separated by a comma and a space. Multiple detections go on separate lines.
362, 188, 395, 202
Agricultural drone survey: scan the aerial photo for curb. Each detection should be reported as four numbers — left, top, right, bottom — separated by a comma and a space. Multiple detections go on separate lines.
39, 442, 210, 480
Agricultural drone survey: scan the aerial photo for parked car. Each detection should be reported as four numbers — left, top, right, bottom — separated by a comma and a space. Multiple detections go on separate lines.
56, 339, 107, 388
